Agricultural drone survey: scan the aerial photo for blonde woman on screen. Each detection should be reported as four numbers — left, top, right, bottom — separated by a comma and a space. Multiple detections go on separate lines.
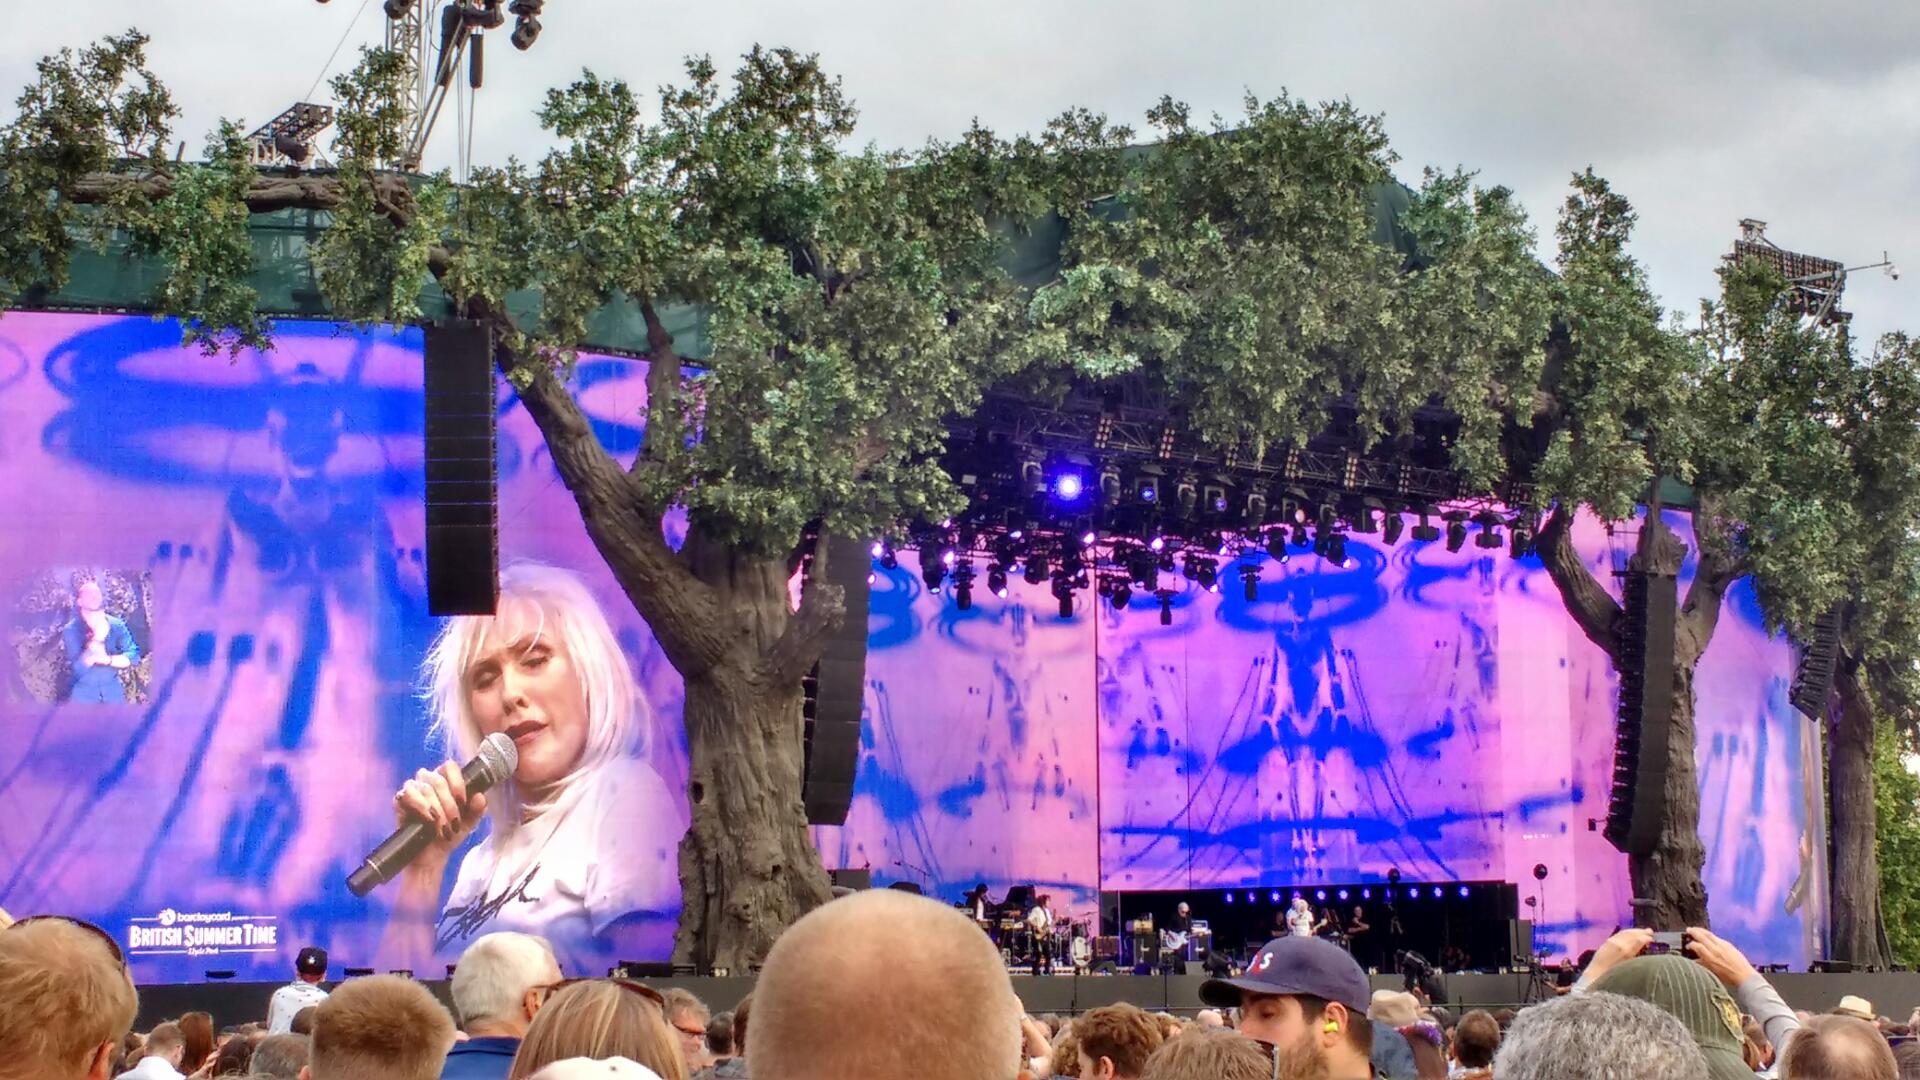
381, 563, 684, 973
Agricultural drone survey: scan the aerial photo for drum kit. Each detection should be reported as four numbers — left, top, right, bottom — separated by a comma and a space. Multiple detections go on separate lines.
987, 914, 1091, 972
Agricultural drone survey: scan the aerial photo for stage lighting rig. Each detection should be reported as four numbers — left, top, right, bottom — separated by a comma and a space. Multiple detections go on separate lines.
1445, 514, 1468, 553
1324, 533, 1348, 567
1410, 509, 1441, 543
1474, 511, 1503, 550
952, 560, 975, 610
1238, 563, 1260, 601
1051, 573, 1077, 619
1156, 588, 1174, 626
987, 565, 1009, 598
247, 103, 335, 167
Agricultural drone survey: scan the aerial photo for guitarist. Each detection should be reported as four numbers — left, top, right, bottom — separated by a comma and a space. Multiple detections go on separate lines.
1161, 901, 1194, 972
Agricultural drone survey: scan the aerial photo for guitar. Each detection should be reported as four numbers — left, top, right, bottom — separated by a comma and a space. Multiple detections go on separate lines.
1160, 929, 1189, 953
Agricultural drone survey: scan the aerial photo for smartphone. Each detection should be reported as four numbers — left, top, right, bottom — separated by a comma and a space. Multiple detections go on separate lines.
1647, 931, 1685, 955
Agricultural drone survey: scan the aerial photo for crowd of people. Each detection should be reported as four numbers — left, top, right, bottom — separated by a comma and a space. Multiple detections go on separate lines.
3, 893, 1918, 1080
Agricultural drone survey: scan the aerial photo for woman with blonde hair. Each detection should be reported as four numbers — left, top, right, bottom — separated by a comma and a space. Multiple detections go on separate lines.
507, 980, 687, 1080
381, 562, 684, 973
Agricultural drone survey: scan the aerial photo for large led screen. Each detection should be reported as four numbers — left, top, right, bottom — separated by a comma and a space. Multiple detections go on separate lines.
0, 312, 1822, 983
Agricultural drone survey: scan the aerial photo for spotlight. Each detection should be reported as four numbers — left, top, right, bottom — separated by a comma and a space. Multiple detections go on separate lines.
384, 0, 416, 17
1509, 516, 1535, 559
1182, 554, 1200, 581
1411, 510, 1441, 543
1098, 467, 1123, 506
1080, 529, 1097, 547
1051, 573, 1075, 619
1149, 536, 1166, 552
1024, 551, 1049, 585
1265, 528, 1287, 561
871, 541, 884, 559
1290, 521, 1309, 548
510, 13, 541, 50
1174, 477, 1199, 519
1053, 472, 1086, 502
1108, 579, 1131, 610
1196, 559, 1219, 593
1239, 563, 1259, 601
1223, 891, 1235, 904
1445, 519, 1467, 553
1156, 588, 1174, 626
988, 565, 1009, 598
1532, 864, 1548, 881
921, 558, 945, 592
1350, 507, 1378, 534
1324, 533, 1347, 567
1382, 512, 1404, 546
1127, 548, 1157, 588
1474, 512, 1502, 549
1338, 889, 1350, 901
953, 561, 974, 610
1457, 885, 1470, 898
1270, 891, 1282, 905
1361, 888, 1372, 900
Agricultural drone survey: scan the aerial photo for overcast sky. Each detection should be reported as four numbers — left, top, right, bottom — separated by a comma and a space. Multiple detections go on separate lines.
5, 1, 1915, 343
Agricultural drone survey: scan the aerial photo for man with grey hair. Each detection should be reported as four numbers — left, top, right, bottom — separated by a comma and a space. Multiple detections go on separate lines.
660, 988, 715, 1074
750, 890, 1022, 1080
1494, 991, 1710, 1080
246, 1034, 309, 1080
442, 933, 561, 1080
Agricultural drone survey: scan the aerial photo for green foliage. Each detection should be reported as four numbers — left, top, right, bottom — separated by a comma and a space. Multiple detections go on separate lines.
124, 121, 269, 356
1533, 169, 1691, 521
1874, 722, 1920, 966
0, 29, 176, 304
1040, 95, 1553, 486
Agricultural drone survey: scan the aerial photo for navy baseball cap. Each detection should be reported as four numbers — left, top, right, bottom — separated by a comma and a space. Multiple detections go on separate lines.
1200, 937, 1370, 1013
296, 946, 328, 976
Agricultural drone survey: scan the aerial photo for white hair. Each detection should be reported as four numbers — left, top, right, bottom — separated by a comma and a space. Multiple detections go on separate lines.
450, 932, 560, 1029
1494, 992, 1709, 1080
422, 562, 651, 832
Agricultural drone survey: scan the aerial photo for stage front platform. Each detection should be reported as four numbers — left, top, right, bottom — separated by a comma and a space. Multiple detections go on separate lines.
133, 971, 1920, 1029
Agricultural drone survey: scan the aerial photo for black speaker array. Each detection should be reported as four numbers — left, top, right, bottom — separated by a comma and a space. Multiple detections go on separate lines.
1790, 606, 1843, 720
1604, 569, 1677, 856
802, 535, 870, 825
423, 320, 499, 616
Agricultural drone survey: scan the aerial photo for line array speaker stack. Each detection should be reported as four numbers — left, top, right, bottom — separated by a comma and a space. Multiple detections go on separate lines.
803, 535, 870, 825
1604, 569, 1677, 856
424, 319, 499, 616
1790, 606, 1843, 720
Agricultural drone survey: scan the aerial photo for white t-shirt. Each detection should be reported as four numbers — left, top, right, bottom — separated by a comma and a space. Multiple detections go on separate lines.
1027, 906, 1052, 932
437, 755, 683, 973
266, 979, 330, 1033
1286, 907, 1315, 937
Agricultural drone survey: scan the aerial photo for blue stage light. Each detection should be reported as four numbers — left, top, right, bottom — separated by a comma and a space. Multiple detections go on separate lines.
1269, 890, 1281, 904
1458, 885, 1470, 898
1053, 472, 1085, 502
1247, 892, 1257, 904
1314, 889, 1327, 902
1338, 889, 1350, 902
1224, 891, 1235, 904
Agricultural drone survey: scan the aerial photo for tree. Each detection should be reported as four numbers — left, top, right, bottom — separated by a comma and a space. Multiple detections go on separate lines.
1875, 721, 1920, 966
1825, 331, 1920, 965
12, 30, 1915, 960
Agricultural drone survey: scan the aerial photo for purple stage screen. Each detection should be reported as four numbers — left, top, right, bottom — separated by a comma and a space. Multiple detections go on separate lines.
0, 313, 1822, 983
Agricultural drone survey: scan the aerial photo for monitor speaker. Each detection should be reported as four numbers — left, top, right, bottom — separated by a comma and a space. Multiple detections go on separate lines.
803, 535, 869, 825
423, 319, 498, 616
1508, 919, 1534, 966
1604, 569, 1677, 856
1791, 606, 1843, 720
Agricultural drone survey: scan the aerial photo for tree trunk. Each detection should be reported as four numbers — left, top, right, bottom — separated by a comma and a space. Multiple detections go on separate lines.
1632, 660, 1711, 929
1829, 658, 1885, 966
669, 531, 833, 973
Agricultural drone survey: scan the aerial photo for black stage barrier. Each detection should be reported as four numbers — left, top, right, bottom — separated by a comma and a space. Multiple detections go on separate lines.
134, 971, 1920, 1030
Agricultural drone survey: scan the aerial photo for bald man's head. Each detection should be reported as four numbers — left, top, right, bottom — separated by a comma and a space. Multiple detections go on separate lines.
751, 890, 1022, 1080
1779, 1014, 1897, 1080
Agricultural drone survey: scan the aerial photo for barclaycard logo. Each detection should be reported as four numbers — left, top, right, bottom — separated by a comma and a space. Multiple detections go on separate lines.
127, 910, 280, 957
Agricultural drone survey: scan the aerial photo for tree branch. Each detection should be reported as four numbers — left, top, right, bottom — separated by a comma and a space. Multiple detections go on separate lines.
635, 297, 683, 472
766, 528, 846, 685
68, 168, 413, 216
1675, 546, 1740, 669
1536, 502, 1623, 664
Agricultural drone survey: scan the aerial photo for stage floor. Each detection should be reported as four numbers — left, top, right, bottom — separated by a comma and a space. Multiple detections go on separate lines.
132, 970, 1920, 1030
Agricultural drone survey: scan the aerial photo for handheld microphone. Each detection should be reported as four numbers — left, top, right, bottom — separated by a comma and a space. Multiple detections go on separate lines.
347, 732, 518, 897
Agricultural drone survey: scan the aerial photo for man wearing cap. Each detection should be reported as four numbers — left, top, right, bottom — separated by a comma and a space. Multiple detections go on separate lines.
1568, 929, 1756, 1080
267, 947, 331, 1034
1200, 936, 1380, 1080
